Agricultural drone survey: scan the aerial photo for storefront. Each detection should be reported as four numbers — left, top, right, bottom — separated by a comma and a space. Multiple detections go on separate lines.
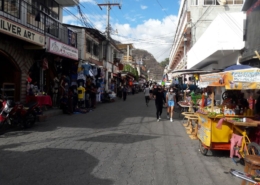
0, 16, 45, 101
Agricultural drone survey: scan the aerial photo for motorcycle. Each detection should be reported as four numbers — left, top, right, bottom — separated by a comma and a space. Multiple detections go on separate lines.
0, 96, 40, 130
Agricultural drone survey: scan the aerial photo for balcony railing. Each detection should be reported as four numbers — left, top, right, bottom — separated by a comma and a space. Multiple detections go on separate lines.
0, 0, 77, 47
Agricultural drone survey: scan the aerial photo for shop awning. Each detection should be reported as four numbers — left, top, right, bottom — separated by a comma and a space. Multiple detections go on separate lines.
171, 69, 214, 77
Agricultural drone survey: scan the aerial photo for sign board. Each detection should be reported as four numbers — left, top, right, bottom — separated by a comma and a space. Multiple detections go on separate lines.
47, 38, 78, 60
107, 62, 112, 72
197, 114, 211, 147
199, 72, 226, 87
200, 68, 260, 90
113, 65, 118, 73
225, 68, 260, 89
0, 16, 45, 46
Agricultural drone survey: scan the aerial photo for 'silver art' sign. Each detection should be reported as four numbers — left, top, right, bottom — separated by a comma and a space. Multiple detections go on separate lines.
0, 16, 44, 46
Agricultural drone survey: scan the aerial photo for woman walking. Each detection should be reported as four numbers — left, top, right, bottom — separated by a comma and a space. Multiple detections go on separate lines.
166, 87, 176, 122
154, 86, 166, 122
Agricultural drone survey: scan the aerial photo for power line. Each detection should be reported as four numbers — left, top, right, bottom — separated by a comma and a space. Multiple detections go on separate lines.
155, 0, 177, 25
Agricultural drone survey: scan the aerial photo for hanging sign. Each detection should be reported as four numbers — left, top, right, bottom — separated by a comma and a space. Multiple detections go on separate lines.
199, 72, 226, 87
47, 38, 78, 60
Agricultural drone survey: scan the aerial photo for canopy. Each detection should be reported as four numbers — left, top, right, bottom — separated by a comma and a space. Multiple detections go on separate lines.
223, 64, 253, 71
171, 69, 215, 77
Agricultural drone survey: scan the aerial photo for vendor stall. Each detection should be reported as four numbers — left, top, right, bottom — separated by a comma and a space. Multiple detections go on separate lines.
197, 66, 260, 158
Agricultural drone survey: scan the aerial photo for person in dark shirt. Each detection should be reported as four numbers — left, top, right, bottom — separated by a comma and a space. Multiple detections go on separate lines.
154, 85, 166, 122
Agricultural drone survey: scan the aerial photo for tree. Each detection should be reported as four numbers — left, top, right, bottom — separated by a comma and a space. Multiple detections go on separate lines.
160, 58, 169, 68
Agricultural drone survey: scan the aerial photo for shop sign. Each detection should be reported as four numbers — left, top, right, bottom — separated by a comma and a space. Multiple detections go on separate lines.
106, 62, 112, 72
197, 114, 211, 147
113, 65, 118, 73
48, 38, 78, 60
0, 16, 44, 46
199, 72, 226, 87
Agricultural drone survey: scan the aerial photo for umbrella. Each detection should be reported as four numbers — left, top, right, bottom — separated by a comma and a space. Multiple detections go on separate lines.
223, 64, 254, 71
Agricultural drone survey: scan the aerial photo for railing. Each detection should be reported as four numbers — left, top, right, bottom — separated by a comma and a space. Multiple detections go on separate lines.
0, 0, 77, 47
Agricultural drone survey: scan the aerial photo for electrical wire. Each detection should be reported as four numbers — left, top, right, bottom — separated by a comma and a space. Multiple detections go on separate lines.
155, 0, 177, 25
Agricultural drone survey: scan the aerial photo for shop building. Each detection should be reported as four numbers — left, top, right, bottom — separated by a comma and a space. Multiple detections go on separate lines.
0, 0, 78, 102
63, 24, 122, 94
240, 0, 260, 67
168, 0, 244, 72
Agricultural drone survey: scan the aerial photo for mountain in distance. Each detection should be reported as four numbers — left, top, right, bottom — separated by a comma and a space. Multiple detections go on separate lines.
132, 49, 164, 81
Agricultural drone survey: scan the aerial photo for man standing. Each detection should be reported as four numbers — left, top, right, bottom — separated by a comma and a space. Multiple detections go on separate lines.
154, 86, 166, 122
144, 85, 150, 106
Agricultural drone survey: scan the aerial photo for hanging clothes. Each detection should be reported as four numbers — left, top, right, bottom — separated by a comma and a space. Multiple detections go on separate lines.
77, 70, 86, 81
82, 63, 91, 76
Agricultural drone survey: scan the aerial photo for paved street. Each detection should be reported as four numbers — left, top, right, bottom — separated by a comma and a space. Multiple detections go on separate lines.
0, 93, 243, 185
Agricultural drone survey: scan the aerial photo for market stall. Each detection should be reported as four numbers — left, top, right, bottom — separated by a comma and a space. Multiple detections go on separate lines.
197, 66, 260, 158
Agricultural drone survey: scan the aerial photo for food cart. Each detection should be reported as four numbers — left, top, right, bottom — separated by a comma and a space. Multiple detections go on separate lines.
197, 67, 260, 157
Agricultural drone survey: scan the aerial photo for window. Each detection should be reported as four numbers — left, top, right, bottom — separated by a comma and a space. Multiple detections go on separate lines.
3, 0, 20, 18
204, 0, 215, 5
93, 43, 99, 57
51, 1, 59, 20
191, 0, 198, 6
86, 39, 92, 53
46, 17, 59, 37
0, 0, 2, 11
234, 0, 243, 4
30, 0, 59, 20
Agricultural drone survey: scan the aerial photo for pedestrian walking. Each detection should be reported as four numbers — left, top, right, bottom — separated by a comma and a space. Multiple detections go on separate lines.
166, 87, 176, 122
123, 85, 127, 101
144, 85, 150, 106
154, 85, 166, 122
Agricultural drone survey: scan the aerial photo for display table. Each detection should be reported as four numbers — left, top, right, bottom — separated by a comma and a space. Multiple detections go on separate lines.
26, 95, 52, 107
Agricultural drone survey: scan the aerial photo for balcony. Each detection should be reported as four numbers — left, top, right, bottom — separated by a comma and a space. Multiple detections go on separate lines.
122, 55, 134, 63
0, 1, 77, 47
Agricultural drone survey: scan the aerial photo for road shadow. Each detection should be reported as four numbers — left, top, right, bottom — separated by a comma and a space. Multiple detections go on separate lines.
79, 133, 160, 144
0, 148, 114, 185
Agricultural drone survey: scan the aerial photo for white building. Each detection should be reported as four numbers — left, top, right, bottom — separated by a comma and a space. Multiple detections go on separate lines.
168, 0, 244, 75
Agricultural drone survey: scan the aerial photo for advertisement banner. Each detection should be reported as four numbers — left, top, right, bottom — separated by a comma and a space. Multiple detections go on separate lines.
199, 72, 226, 87
48, 38, 78, 60
225, 68, 260, 89
68, 29, 77, 47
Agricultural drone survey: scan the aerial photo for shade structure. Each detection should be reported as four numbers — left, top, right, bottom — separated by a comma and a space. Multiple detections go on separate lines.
171, 69, 219, 77
223, 64, 253, 71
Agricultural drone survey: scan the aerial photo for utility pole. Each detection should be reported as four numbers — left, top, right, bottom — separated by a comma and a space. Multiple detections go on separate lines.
98, 1, 121, 91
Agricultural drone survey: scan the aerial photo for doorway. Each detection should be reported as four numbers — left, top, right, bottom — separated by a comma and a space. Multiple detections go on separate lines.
0, 50, 21, 101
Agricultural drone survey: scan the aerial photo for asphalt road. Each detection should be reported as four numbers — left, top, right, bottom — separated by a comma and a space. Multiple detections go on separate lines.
0, 93, 243, 185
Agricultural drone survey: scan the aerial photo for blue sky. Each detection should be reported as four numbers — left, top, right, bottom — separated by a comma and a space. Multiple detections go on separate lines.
63, 0, 181, 62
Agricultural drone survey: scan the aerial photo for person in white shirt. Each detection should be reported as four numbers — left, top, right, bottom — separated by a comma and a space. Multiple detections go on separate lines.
144, 85, 150, 106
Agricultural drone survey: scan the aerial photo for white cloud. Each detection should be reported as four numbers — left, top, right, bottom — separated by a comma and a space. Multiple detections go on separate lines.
63, 10, 177, 63
140, 5, 147, 10
111, 15, 178, 62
